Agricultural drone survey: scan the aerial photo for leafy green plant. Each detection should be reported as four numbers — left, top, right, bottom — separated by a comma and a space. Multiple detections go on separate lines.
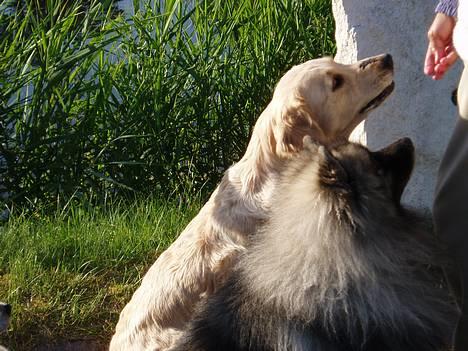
0, 0, 335, 210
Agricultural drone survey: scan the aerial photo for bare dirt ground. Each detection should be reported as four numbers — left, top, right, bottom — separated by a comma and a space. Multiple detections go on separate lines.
35, 340, 106, 351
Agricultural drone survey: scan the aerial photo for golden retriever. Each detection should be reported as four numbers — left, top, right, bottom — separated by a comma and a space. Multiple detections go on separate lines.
109, 54, 395, 351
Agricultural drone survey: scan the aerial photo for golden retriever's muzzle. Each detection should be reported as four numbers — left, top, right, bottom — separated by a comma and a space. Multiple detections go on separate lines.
357, 54, 395, 114
372, 137, 414, 203
358, 54, 393, 71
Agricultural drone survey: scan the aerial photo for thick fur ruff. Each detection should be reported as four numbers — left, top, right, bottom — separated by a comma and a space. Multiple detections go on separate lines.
110, 55, 396, 350
172, 139, 458, 351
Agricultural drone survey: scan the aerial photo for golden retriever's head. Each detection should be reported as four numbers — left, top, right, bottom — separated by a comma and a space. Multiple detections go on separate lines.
270, 54, 394, 156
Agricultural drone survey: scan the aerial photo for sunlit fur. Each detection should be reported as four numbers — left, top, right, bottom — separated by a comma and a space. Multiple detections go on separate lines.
110, 54, 395, 351
454, 0, 468, 62
173, 139, 457, 351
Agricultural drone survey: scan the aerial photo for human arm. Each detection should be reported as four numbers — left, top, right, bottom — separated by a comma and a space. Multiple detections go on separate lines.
424, 0, 458, 80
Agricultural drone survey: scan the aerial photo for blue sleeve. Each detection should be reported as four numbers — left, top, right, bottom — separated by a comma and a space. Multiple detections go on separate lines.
435, 0, 458, 17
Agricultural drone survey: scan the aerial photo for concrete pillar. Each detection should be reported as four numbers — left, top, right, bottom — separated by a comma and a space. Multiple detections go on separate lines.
333, 0, 462, 211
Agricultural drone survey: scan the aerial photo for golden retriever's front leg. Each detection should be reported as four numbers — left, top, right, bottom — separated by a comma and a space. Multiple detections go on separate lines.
202, 233, 247, 295
110, 224, 246, 351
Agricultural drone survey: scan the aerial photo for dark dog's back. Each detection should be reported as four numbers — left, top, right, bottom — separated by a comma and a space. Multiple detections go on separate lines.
173, 140, 457, 351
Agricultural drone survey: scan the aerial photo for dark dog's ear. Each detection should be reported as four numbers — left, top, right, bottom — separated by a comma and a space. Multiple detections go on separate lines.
373, 137, 414, 203
318, 146, 349, 190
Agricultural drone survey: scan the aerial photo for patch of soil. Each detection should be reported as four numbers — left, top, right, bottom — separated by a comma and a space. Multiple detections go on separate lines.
35, 339, 106, 351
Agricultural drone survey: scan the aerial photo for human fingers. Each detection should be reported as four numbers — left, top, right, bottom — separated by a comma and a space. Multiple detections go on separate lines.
425, 44, 446, 76
432, 39, 447, 64
432, 64, 446, 80
424, 45, 436, 76
434, 49, 459, 79
440, 48, 459, 69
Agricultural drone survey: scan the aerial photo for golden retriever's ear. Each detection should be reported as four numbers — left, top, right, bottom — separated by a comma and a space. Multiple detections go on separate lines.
277, 104, 326, 157
317, 146, 349, 190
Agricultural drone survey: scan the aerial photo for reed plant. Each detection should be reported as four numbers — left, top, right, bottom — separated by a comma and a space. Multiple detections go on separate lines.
0, 0, 335, 210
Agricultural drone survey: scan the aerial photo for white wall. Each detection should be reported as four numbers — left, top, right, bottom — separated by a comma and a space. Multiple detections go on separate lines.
117, 0, 135, 14
333, 0, 462, 211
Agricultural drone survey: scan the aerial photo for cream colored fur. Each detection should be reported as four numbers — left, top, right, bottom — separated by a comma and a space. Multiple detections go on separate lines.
454, 0, 468, 62
109, 54, 394, 351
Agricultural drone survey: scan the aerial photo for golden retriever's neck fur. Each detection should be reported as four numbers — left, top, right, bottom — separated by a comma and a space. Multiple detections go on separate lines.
231, 100, 323, 197
233, 107, 281, 196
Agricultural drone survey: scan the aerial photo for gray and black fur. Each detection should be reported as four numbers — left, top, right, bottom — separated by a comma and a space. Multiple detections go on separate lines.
172, 138, 458, 351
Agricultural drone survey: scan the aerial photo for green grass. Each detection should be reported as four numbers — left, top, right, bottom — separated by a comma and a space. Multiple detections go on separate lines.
0, 197, 201, 350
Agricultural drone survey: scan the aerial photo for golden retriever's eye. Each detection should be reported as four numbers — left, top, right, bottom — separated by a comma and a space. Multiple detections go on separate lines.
332, 75, 344, 91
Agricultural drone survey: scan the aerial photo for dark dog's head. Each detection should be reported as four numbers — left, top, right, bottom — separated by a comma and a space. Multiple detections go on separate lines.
273, 137, 415, 237
316, 137, 414, 207
270, 136, 416, 242
0, 302, 11, 332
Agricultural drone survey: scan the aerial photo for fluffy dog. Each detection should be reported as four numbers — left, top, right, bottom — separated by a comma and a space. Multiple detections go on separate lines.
172, 138, 457, 351
110, 54, 395, 350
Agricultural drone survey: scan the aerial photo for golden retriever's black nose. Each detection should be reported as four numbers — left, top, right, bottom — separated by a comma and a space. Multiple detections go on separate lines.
0, 304, 11, 317
381, 54, 393, 70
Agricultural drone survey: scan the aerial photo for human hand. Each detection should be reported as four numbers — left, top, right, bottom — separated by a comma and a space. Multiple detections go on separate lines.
424, 13, 458, 80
